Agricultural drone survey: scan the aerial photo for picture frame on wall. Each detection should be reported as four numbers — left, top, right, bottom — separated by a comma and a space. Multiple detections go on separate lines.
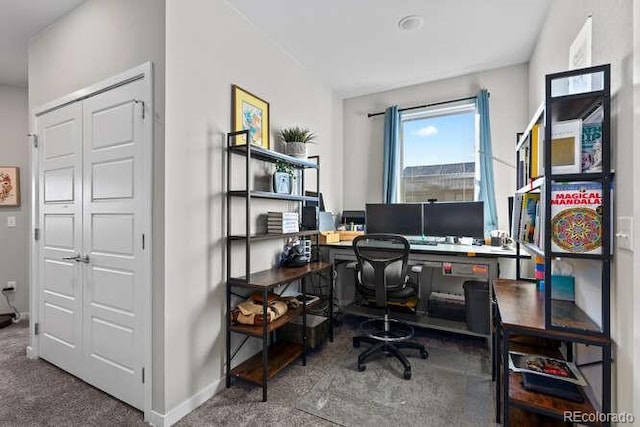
0, 166, 20, 207
231, 85, 270, 149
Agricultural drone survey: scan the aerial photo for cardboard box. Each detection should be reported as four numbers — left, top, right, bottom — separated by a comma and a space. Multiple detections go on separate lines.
279, 314, 328, 349
319, 231, 340, 244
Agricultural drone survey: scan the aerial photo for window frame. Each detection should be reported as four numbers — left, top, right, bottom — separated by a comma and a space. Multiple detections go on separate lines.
398, 100, 480, 203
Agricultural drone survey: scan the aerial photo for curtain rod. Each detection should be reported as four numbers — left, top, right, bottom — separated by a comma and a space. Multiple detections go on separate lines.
367, 93, 488, 118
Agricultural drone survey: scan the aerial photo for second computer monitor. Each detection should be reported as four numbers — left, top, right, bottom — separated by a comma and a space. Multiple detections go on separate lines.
365, 203, 422, 235
423, 201, 484, 239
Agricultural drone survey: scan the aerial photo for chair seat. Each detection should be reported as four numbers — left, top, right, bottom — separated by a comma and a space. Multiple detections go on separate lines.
357, 284, 416, 301
360, 318, 414, 342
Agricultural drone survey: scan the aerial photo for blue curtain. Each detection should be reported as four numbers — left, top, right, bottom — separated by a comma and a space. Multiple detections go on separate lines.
477, 89, 498, 233
383, 105, 400, 203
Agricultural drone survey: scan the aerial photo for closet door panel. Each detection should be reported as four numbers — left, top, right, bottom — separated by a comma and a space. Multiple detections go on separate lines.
37, 102, 84, 376
81, 79, 146, 409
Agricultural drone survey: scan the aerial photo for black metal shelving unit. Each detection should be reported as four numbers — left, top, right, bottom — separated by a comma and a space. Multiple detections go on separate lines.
504, 64, 613, 425
224, 130, 333, 402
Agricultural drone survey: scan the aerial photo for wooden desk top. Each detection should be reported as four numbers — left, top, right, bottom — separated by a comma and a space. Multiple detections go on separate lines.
229, 262, 332, 289
321, 240, 521, 258
493, 279, 610, 345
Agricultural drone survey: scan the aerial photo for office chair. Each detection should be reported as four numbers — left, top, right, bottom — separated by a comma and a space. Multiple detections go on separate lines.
351, 234, 428, 379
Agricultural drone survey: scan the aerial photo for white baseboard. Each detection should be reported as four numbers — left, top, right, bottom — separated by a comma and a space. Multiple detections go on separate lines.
26, 346, 36, 359
145, 377, 225, 427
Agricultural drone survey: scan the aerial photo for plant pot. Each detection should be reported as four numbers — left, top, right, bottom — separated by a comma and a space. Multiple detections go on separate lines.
285, 141, 307, 158
272, 172, 293, 194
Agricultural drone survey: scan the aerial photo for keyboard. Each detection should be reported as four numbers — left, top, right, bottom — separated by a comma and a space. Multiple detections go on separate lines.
408, 239, 437, 246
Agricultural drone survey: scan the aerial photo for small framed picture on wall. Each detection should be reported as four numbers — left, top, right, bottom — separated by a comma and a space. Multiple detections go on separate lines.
231, 85, 270, 149
0, 166, 20, 207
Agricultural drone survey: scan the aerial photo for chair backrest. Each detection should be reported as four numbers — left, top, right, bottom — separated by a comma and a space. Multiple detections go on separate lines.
352, 234, 410, 308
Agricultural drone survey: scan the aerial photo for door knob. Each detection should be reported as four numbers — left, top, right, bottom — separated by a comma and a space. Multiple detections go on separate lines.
61, 254, 90, 263
62, 254, 81, 261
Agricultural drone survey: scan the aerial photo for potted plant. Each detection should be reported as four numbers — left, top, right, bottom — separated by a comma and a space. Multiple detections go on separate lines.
272, 160, 295, 194
279, 126, 316, 158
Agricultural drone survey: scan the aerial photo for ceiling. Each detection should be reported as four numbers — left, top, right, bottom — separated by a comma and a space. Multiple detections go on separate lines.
0, 0, 86, 86
227, 0, 552, 98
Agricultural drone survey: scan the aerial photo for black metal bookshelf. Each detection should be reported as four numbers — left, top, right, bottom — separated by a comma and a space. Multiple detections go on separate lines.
224, 130, 332, 402
506, 64, 613, 425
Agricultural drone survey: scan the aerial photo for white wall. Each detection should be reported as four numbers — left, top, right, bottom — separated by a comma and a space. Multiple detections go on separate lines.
27, 0, 166, 412
342, 63, 529, 232
634, 1, 640, 420
0, 85, 29, 315
164, 0, 343, 413
528, 0, 634, 413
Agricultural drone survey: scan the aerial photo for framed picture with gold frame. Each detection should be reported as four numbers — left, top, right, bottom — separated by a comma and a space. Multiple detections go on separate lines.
231, 85, 270, 149
0, 166, 20, 207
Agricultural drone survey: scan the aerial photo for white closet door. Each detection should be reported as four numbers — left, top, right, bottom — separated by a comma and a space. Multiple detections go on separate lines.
81, 79, 146, 409
38, 102, 84, 375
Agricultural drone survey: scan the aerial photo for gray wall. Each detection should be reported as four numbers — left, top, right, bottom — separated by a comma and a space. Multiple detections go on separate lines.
342, 63, 529, 232
164, 0, 343, 412
528, 0, 634, 412
0, 85, 29, 315
28, 0, 166, 412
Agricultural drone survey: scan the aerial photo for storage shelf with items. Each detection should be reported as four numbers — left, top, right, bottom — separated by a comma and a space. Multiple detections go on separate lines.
225, 130, 333, 402
500, 64, 613, 426
543, 64, 612, 336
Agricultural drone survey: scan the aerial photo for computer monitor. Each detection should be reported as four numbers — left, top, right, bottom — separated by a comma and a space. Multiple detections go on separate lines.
305, 191, 325, 211
423, 201, 484, 239
365, 203, 422, 235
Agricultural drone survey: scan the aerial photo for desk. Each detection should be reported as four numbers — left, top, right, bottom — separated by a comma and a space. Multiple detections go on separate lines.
493, 279, 611, 426
320, 241, 519, 341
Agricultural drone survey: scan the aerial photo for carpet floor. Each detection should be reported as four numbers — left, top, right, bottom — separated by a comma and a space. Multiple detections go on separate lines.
0, 317, 492, 426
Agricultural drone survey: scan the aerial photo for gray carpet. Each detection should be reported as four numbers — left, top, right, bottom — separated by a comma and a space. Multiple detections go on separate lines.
0, 318, 492, 426
295, 344, 493, 426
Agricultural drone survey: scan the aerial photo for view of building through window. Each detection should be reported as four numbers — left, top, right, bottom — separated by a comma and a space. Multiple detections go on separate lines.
400, 103, 477, 203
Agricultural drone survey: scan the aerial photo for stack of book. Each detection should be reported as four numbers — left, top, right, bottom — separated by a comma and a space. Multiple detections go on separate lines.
267, 211, 299, 234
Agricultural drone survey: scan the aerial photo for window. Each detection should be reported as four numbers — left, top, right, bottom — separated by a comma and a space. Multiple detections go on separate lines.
399, 101, 478, 203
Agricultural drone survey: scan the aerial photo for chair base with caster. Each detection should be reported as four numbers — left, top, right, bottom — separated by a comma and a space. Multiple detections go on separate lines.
353, 315, 428, 380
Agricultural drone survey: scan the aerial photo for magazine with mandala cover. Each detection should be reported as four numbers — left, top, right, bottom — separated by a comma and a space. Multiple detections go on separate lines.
550, 181, 602, 254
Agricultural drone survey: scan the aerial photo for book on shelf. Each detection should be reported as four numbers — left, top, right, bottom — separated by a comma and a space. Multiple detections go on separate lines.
509, 351, 587, 386
529, 124, 544, 179
511, 193, 524, 241
266, 211, 300, 234
267, 211, 299, 219
581, 105, 603, 173
520, 193, 540, 244
550, 181, 603, 254
551, 119, 582, 174
521, 372, 584, 403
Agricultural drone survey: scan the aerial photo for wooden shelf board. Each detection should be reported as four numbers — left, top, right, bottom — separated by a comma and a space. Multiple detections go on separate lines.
509, 372, 599, 423
229, 262, 332, 289
229, 190, 319, 203
508, 407, 571, 427
550, 300, 602, 333
494, 280, 610, 345
228, 145, 319, 169
228, 230, 319, 241
230, 299, 321, 337
230, 341, 304, 385
231, 305, 303, 336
